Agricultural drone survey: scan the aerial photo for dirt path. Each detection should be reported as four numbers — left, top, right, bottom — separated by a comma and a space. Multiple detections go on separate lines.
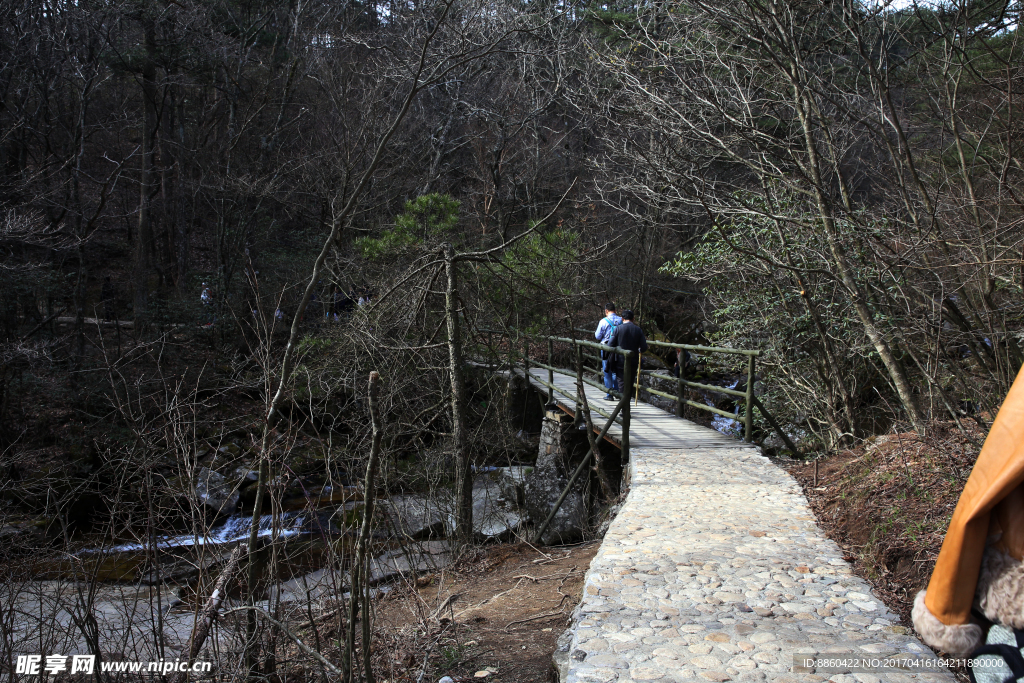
373, 542, 600, 683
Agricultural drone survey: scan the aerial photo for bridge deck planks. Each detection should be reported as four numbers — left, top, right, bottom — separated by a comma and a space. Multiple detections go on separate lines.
517, 366, 754, 450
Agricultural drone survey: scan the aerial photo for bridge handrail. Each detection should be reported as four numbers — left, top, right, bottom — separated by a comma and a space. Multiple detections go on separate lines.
544, 334, 637, 357
572, 328, 759, 357
569, 327, 757, 442
643, 384, 743, 420
528, 357, 624, 401
645, 339, 760, 357
565, 326, 758, 440
517, 365, 624, 427
641, 370, 748, 399
474, 327, 636, 357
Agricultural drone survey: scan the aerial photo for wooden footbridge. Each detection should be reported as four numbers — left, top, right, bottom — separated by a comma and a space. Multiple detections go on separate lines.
502, 332, 796, 458
517, 365, 751, 450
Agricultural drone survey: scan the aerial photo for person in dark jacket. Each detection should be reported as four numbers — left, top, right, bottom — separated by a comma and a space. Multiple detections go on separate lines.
608, 310, 648, 399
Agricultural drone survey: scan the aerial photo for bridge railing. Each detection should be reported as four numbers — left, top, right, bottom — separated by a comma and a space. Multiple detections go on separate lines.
525, 334, 639, 460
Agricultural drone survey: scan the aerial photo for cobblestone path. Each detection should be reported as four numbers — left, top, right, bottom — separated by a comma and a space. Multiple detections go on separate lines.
561, 447, 952, 683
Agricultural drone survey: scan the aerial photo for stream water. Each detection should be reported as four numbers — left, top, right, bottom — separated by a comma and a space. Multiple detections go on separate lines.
97, 510, 341, 553
709, 379, 743, 436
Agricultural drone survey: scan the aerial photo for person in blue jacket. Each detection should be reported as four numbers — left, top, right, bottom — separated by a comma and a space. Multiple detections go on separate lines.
595, 303, 624, 400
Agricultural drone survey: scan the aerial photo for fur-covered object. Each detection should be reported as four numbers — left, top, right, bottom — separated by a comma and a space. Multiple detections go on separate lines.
912, 590, 983, 656
913, 548, 1024, 656
977, 547, 1024, 630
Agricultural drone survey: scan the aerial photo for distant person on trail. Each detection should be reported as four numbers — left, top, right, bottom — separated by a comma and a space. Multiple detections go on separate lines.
609, 309, 648, 399
200, 282, 215, 326
595, 303, 624, 400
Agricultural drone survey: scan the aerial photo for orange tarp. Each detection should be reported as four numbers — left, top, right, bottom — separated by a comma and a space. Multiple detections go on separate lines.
925, 365, 1024, 625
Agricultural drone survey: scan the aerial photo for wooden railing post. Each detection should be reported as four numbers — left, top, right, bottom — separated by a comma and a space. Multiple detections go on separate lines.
523, 340, 529, 382
744, 353, 755, 442
676, 368, 684, 419
574, 344, 585, 427
547, 338, 554, 404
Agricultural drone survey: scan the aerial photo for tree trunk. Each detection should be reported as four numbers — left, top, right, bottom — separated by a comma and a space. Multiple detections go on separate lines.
172, 543, 247, 683
174, 93, 188, 294
134, 15, 158, 326
790, 85, 924, 432
344, 371, 382, 683
443, 243, 472, 542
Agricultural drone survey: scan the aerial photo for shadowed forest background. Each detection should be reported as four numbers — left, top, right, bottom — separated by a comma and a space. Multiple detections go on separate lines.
0, 0, 1021, 678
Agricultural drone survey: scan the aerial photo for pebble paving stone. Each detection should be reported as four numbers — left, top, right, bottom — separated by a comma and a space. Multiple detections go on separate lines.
563, 447, 955, 683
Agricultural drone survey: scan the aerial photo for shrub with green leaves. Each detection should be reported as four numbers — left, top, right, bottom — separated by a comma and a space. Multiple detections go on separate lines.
356, 193, 460, 260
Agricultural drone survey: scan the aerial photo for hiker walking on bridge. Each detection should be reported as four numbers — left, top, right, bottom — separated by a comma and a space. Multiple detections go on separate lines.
609, 310, 648, 397
610, 310, 648, 354
595, 303, 623, 400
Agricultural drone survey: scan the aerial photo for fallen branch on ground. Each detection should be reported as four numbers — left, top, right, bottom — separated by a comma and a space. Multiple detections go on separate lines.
295, 604, 346, 631
169, 543, 246, 683
511, 569, 580, 582
429, 593, 460, 621
503, 595, 570, 631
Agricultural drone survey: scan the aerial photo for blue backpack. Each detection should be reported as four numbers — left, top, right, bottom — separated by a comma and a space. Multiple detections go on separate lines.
603, 316, 620, 343
601, 317, 621, 359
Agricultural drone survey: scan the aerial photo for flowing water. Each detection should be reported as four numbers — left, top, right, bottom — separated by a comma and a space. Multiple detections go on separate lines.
95, 509, 345, 553
709, 379, 743, 436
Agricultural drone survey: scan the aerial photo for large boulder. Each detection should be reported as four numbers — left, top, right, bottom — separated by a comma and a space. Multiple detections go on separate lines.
369, 540, 452, 585
266, 566, 347, 604
231, 467, 260, 488
524, 470, 587, 545
195, 467, 240, 515
469, 473, 524, 540
383, 495, 446, 539
266, 540, 452, 604
495, 466, 531, 507
384, 472, 528, 542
